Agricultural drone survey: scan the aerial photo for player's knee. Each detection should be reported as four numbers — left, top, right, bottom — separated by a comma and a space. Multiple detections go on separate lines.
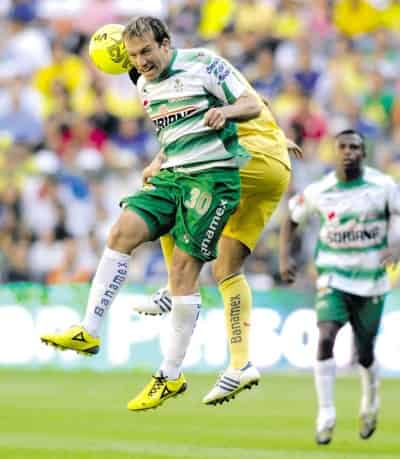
212, 260, 229, 283
317, 334, 335, 360
170, 253, 202, 295
317, 321, 341, 360
358, 349, 374, 368
107, 212, 147, 253
170, 255, 201, 294
170, 258, 192, 288
212, 255, 243, 283
108, 222, 124, 247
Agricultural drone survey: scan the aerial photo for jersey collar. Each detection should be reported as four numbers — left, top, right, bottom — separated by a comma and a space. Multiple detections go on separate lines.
153, 49, 179, 82
335, 174, 365, 189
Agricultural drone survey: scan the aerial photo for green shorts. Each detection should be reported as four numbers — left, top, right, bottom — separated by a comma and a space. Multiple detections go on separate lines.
315, 287, 385, 347
120, 167, 240, 262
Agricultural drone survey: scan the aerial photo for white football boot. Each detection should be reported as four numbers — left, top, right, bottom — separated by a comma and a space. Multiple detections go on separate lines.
359, 390, 379, 439
132, 287, 172, 315
203, 362, 260, 406
315, 408, 336, 445
359, 362, 380, 440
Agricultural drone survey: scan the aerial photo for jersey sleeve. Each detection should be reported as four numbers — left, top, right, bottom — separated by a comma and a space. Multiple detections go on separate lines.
387, 179, 400, 216
201, 53, 247, 104
288, 186, 315, 224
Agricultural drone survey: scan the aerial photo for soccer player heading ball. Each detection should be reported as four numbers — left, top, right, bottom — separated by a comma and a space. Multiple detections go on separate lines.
42, 15, 292, 411
87, 14, 296, 406
123, 19, 295, 404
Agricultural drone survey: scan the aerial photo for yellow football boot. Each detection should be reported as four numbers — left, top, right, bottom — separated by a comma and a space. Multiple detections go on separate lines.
40, 325, 100, 356
127, 372, 187, 411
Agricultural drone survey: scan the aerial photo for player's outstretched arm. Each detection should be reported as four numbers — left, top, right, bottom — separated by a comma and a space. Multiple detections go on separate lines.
204, 90, 262, 130
279, 215, 299, 283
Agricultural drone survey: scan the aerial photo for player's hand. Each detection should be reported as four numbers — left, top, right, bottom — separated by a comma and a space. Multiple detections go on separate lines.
279, 256, 297, 283
203, 108, 226, 130
286, 138, 303, 159
142, 150, 166, 185
380, 247, 400, 268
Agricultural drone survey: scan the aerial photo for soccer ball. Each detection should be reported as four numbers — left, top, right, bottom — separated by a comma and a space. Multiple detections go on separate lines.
89, 23, 133, 75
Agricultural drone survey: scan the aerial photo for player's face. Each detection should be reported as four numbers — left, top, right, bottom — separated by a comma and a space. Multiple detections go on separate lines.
335, 133, 364, 173
124, 32, 171, 80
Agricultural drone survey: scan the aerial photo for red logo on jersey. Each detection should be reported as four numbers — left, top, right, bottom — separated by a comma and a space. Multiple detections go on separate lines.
328, 211, 336, 220
143, 99, 149, 107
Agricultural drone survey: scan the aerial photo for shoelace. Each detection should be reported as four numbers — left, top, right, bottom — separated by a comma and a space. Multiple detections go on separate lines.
148, 376, 167, 396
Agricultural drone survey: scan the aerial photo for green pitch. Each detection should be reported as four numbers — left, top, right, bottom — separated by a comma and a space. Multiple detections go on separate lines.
0, 370, 398, 459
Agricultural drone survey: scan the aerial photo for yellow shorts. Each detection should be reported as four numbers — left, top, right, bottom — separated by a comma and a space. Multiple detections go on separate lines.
222, 154, 291, 250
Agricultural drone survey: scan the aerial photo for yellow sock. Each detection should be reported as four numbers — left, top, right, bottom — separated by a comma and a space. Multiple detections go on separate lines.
220, 273, 252, 369
160, 234, 175, 277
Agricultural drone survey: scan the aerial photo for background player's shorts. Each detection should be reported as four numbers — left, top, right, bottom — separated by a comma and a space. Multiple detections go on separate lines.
315, 287, 385, 349
120, 168, 240, 262
222, 154, 290, 250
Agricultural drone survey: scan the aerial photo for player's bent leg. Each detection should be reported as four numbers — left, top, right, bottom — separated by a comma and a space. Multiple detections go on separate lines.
130, 248, 202, 411
315, 358, 336, 444
129, 314, 199, 410
130, 233, 174, 315
352, 299, 383, 440
314, 321, 340, 445
314, 358, 336, 445
203, 362, 260, 405
213, 239, 251, 371
203, 238, 260, 405
127, 371, 187, 411
41, 210, 150, 355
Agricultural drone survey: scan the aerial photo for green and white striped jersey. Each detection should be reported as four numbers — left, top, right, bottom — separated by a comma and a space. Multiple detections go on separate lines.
137, 48, 250, 172
289, 167, 400, 296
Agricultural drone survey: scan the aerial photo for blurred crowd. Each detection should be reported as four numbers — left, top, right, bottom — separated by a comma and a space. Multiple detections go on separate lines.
1, 0, 400, 289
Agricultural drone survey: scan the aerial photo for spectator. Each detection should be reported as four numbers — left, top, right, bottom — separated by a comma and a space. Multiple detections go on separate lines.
290, 91, 328, 145
249, 48, 284, 99
234, 0, 275, 37
1, 1, 400, 289
34, 38, 89, 111
0, 79, 43, 145
292, 48, 322, 96
333, 0, 380, 38
0, 2, 51, 78
362, 70, 395, 131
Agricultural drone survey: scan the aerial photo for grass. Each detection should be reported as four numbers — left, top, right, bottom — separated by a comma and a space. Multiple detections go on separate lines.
0, 370, 398, 459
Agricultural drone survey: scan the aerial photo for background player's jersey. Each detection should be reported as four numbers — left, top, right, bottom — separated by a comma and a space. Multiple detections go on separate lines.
137, 48, 250, 172
289, 167, 400, 296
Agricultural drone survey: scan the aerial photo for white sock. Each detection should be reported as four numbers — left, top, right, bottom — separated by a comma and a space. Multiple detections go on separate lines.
160, 294, 201, 380
82, 247, 130, 336
314, 358, 336, 428
359, 361, 379, 415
